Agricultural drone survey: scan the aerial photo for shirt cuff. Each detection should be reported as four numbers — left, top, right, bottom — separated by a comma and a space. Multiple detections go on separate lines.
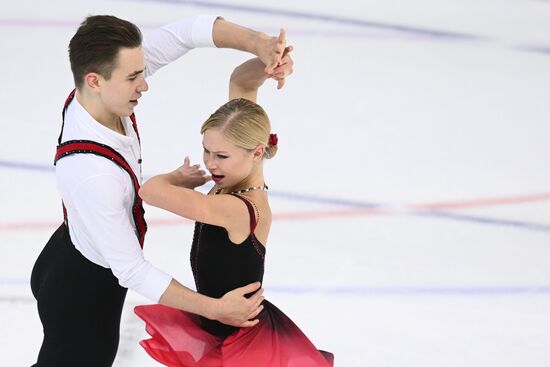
138, 266, 173, 302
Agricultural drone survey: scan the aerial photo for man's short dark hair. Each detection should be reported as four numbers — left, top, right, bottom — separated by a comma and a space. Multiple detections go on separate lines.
69, 15, 142, 88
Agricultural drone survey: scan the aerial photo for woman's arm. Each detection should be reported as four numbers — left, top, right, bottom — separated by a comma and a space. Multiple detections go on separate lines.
229, 47, 294, 102
139, 163, 264, 327
139, 158, 248, 230
228, 58, 269, 103
140, 50, 293, 227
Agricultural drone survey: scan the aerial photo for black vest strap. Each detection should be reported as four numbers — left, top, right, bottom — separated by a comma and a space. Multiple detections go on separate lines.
54, 90, 147, 248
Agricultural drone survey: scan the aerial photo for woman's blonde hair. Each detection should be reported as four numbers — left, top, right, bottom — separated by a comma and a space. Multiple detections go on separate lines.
200, 98, 278, 159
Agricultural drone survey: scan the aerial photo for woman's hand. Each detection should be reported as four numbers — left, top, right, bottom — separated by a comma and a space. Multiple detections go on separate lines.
170, 156, 211, 189
269, 45, 294, 90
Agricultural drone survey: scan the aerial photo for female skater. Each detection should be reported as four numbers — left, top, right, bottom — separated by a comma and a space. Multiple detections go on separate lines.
135, 49, 334, 366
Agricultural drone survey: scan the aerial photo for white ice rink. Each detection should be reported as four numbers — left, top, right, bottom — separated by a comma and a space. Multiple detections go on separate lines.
1, 0, 550, 366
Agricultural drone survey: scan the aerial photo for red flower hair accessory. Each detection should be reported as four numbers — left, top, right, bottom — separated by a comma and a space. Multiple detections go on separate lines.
268, 133, 278, 147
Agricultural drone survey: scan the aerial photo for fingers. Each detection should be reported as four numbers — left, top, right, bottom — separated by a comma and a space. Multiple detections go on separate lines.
183, 158, 204, 172
270, 45, 293, 89
272, 45, 293, 71
265, 53, 280, 74
264, 28, 286, 74
238, 281, 262, 295
248, 288, 264, 307
278, 28, 286, 48
265, 61, 279, 75
239, 319, 260, 328
271, 69, 289, 89
271, 62, 291, 75
247, 304, 264, 320
282, 45, 293, 57
240, 297, 265, 328
281, 46, 294, 67
271, 62, 292, 76
249, 295, 264, 314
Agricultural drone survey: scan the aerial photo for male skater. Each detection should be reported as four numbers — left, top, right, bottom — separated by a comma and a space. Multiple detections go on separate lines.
30, 14, 291, 367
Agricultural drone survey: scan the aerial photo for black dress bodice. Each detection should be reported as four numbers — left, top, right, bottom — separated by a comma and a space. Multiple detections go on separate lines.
190, 194, 265, 337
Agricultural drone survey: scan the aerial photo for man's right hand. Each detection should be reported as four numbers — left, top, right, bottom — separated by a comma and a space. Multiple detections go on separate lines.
215, 282, 265, 327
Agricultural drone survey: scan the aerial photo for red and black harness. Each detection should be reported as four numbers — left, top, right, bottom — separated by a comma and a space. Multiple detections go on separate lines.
54, 89, 147, 248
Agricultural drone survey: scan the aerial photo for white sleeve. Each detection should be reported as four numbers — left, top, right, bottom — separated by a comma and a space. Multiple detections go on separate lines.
143, 14, 219, 77
70, 173, 172, 302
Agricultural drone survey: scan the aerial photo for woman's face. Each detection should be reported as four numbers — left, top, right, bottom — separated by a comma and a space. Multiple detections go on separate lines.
202, 129, 256, 189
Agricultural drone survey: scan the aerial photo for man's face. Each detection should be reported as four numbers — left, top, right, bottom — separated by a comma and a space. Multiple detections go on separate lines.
99, 47, 148, 118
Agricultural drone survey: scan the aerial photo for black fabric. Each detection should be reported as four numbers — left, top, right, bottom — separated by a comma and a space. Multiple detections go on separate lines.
189, 197, 266, 338
30, 224, 127, 367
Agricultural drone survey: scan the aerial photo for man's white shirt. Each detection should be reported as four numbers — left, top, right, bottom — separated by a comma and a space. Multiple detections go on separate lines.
56, 14, 218, 302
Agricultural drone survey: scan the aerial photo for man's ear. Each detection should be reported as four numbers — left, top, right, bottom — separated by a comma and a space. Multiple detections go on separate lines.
84, 72, 101, 91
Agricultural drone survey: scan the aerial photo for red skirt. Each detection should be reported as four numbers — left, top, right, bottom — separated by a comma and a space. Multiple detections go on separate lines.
134, 300, 334, 367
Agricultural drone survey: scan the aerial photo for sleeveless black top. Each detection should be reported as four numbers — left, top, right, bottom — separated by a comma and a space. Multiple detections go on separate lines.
190, 194, 266, 337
